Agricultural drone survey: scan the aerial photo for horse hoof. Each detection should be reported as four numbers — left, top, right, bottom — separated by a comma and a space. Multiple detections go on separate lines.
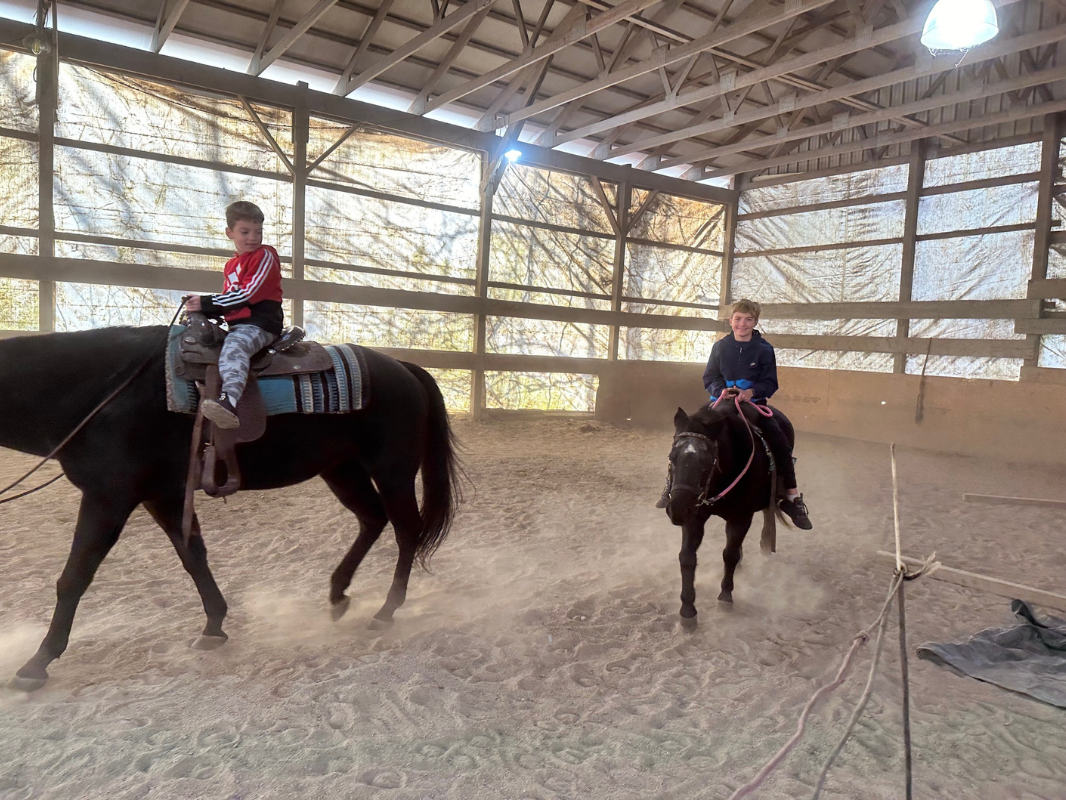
192, 634, 228, 651
717, 594, 734, 610
366, 617, 393, 631
8, 674, 48, 692
330, 596, 351, 621
679, 614, 698, 631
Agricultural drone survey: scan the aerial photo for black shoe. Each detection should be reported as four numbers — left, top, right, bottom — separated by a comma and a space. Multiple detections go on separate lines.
779, 494, 812, 530
201, 394, 240, 430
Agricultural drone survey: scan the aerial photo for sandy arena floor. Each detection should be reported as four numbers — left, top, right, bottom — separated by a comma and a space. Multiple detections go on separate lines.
2, 416, 1065, 799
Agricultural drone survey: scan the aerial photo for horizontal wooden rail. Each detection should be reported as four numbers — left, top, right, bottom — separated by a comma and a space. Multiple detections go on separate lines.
1028, 278, 1066, 299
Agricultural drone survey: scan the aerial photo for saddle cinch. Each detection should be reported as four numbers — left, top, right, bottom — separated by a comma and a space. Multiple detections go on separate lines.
176, 312, 333, 501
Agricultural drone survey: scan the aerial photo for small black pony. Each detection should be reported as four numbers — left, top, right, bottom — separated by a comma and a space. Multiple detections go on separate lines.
664, 402, 792, 627
0, 325, 461, 690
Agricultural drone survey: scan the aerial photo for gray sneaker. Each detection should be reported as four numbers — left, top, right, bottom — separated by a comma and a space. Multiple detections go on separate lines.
201, 394, 240, 430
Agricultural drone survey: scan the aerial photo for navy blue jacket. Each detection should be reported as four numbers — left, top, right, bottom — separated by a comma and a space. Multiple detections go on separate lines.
703, 331, 779, 402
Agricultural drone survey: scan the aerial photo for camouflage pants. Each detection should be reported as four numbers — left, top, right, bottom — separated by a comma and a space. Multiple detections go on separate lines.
218, 324, 275, 406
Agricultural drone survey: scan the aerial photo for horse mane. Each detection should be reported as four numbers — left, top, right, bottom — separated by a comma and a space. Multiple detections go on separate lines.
685, 404, 740, 436
0, 325, 167, 362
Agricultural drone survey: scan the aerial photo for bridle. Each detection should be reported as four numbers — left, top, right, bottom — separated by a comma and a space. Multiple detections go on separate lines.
666, 395, 774, 509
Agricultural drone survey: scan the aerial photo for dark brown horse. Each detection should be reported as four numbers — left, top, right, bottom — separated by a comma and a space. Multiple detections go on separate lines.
664, 403, 790, 627
0, 325, 461, 690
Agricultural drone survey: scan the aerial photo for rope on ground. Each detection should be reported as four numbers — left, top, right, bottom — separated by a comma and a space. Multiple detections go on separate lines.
727, 550, 940, 800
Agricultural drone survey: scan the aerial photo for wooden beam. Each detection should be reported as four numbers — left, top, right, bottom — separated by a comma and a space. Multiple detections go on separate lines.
760, 299, 1033, 319
1028, 278, 1066, 299
425, 0, 665, 113
250, 0, 340, 75
337, 0, 509, 96
407, 4, 493, 114
0, 18, 736, 206
333, 0, 398, 93
249, 0, 286, 76
1015, 317, 1066, 334
497, 0, 836, 128
291, 83, 309, 328
607, 22, 1066, 162
963, 493, 1066, 509
876, 552, 1066, 613
678, 64, 1066, 171
608, 181, 630, 360
705, 98, 1066, 180
895, 142, 924, 373
151, 0, 191, 53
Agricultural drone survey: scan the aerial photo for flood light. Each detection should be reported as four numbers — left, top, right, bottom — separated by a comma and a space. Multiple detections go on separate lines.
920, 0, 998, 51
504, 148, 522, 162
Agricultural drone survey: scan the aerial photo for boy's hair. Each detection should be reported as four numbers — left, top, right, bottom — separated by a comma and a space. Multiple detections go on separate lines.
226, 201, 265, 228
731, 298, 761, 321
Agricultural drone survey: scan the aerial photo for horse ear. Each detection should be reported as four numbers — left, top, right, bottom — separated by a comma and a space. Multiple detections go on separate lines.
674, 407, 688, 430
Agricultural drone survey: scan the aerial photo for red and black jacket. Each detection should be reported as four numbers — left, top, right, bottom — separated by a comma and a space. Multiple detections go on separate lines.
199, 245, 284, 335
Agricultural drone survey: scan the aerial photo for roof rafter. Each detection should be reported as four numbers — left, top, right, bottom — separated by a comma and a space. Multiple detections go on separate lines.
250, 0, 341, 75
151, 0, 191, 53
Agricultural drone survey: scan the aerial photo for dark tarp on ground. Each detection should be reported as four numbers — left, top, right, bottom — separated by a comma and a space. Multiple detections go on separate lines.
917, 600, 1066, 708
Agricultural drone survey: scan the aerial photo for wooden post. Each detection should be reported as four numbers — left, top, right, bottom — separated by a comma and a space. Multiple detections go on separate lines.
471, 153, 494, 418
607, 180, 630, 361
1023, 113, 1061, 375
291, 82, 309, 329
894, 141, 925, 373
36, 24, 57, 333
719, 187, 738, 318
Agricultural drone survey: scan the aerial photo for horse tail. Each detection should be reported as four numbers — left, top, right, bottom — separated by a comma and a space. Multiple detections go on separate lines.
403, 362, 464, 569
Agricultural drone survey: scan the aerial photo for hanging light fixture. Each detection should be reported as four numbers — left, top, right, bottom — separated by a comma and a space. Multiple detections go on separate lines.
921, 0, 999, 51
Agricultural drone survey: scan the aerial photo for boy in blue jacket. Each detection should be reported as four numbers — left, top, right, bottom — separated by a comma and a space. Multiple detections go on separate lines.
659, 299, 812, 529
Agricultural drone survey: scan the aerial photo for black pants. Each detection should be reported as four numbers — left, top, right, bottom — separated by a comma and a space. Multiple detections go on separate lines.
740, 405, 797, 491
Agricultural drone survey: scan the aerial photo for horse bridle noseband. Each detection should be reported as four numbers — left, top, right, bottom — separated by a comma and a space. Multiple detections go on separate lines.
667, 431, 721, 508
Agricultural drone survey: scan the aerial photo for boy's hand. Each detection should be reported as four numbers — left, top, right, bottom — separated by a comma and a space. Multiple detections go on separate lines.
184, 295, 202, 312
736, 388, 754, 402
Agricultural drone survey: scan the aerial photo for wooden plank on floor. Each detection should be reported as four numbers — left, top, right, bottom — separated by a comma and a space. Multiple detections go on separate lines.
876, 551, 1066, 612
963, 493, 1066, 509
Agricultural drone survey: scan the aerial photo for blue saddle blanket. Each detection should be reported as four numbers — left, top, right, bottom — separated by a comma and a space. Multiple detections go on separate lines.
165, 326, 367, 415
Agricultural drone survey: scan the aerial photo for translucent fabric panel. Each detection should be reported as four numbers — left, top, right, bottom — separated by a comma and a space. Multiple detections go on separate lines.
1038, 335, 1066, 368
307, 117, 352, 165
496, 164, 615, 234
54, 147, 293, 253
0, 235, 38, 255
904, 355, 1022, 380
777, 349, 894, 372
624, 244, 721, 306
55, 283, 190, 331
912, 231, 1033, 301
489, 221, 613, 297
485, 316, 609, 359
758, 318, 898, 336
304, 301, 474, 351
620, 302, 717, 317
306, 186, 476, 280
619, 327, 718, 363
305, 265, 472, 295
1050, 244, 1066, 280
628, 194, 725, 251
57, 64, 291, 172
916, 183, 1038, 235
739, 163, 909, 213
924, 142, 1042, 188
0, 49, 38, 131
0, 278, 39, 330
908, 318, 1025, 340
55, 240, 231, 272
735, 200, 905, 252
310, 125, 480, 210
733, 244, 903, 303
425, 368, 472, 412
488, 287, 611, 310
484, 371, 598, 412
0, 137, 39, 228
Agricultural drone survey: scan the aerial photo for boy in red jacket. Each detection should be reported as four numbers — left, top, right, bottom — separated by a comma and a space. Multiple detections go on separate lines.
185, 201, 283, 430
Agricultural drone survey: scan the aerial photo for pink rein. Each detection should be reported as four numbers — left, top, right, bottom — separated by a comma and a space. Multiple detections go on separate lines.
702, 394, 773, 505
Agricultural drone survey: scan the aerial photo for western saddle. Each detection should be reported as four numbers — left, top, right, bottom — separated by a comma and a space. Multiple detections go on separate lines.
178, 313, 333, 541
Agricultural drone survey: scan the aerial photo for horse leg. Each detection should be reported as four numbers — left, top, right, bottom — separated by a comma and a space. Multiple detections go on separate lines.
322, 461, 389, 621
368, 477, 422, 630
12, 492, 137, 690
142, 497, 229, 649
678, 519, 705, 629
719, 513, 754, 606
